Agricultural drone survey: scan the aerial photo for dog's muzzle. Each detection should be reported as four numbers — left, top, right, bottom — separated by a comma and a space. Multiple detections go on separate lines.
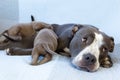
72, 53, 99, 72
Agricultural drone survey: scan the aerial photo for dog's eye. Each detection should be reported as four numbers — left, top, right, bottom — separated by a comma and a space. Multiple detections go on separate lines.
82, 37, 87, 43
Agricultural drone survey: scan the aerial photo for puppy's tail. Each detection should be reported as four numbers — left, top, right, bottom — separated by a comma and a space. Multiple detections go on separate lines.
42, 44, 58, 55
31, 15, 35, 21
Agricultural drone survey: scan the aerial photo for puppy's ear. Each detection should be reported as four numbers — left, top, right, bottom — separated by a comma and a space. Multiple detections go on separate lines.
0, 30, 15, 41
72, 25, 79, 34
1, 30, 8, 37
72, 24, 83, 34
8, 27, 22, 41
109, 37, 114, 52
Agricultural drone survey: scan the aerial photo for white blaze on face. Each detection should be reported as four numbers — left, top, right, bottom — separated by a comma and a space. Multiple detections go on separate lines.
72, 32, 103, 71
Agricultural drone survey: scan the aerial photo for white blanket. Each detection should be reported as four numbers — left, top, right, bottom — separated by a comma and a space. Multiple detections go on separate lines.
0, 44, 120, 80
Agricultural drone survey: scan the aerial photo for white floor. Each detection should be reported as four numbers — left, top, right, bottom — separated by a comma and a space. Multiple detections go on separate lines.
0, 44, 120, 80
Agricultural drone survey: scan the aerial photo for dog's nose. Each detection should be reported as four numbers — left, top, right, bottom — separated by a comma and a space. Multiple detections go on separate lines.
83, 53, 96, 65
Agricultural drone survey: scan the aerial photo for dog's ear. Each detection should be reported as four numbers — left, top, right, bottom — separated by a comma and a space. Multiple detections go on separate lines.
6, 27, 22, 41
72, 25, 79, 34
0, 30, 9, 43
72, 24, 83, 34
0, 30, 15, 41
109, 37, 114, 52
1, 30, 8, 37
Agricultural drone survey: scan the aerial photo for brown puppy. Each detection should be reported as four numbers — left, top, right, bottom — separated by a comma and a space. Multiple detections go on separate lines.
0, 21, 52, 51
31, 28, 58, 65
2, 21, 52, 41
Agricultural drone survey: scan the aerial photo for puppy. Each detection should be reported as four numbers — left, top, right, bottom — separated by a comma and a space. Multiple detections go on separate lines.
6, 48, 33, 55
31, 28, 58, 65
0, 20, 52, 51
52, 24, 82, 56
2, 21, 52, 41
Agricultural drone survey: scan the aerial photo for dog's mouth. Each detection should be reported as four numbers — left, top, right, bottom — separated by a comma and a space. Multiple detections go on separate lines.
80, 62, 98, 72
72, 59, 99, 72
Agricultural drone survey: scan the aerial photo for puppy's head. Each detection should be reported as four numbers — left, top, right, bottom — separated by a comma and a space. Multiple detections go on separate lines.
0, 27, 23, 50
1, 27, 22, 41
0, 33, 13, 50
57, 25, 82, 50
70, 25, 114, 72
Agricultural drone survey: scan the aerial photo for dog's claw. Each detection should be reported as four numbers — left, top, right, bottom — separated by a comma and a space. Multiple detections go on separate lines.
5, 48, 14, 55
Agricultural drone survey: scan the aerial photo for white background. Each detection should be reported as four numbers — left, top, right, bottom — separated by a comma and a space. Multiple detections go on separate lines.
0, 0, 19, 33
0, 0, 120, 43
19, 0, 120, 44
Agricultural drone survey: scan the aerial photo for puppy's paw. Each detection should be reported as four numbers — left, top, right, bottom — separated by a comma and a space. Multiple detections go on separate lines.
5, 48, 14, 55
100, 57, 113, 68
5, 48, 10, 55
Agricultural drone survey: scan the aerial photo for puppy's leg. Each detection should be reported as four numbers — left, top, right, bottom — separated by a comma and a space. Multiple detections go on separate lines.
6, 48, 32, 55
100, 55, 113, 68
39, 53, 52, 65
31, 49, 39, 65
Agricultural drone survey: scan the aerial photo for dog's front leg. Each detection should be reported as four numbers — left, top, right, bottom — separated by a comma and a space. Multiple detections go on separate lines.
6, 48, 32, 55
100, 55, 113, 68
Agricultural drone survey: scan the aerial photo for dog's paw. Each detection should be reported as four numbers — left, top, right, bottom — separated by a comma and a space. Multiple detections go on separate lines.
5, 48, 10, 55
100, 57, 113, 68
5, 48, 14, 55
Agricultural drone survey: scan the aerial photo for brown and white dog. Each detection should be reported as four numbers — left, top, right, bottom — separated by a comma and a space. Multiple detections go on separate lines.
69, 25, 114, 72
52, 24, 114, 72
31, 28, 58, 65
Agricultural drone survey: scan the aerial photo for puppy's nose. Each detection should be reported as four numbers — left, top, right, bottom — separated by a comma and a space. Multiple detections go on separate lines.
83, 53, 96, 65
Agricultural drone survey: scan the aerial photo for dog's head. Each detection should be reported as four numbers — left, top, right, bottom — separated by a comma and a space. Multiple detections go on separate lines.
1, 26, 22, 41
0, 29, 35, 50
70, 24, 114, 72
0, 34, 15, 50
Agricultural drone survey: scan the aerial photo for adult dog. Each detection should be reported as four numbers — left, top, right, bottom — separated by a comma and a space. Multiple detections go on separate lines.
51, 24, 114, 72
69, 24, 114, 72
